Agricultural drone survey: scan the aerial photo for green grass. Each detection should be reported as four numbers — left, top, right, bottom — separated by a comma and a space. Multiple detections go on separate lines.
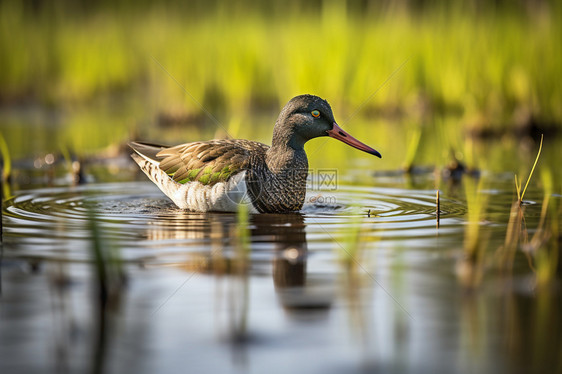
455, 176, 492, 288
533, 169, 560, 287
515, 134, 544, 204
1, 1, 562, 193
1, 1, 561, 128
0, 132, 12, 199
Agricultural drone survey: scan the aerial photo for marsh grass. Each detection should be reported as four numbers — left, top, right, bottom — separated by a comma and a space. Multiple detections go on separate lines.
526, 169, 561, 287
491, 134, 562, 289
1, 1, 561, 129
227, 203, 251, 341
457, 177, 490, 288
402, 124, 422, 172
496, 135, 544, 275
497, 200, 527, 275
0, 132, 12, 199
87, 209, 126, 310
337, 212, 373, 340
85, 207, 127, 374
236, 202, 251, 257
436, 189, 440, 228
336, 211, 373, 292
338, 212, 367, 272
515, 135, 544, 204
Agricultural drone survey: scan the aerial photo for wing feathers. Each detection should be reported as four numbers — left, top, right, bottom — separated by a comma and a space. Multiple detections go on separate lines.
130, 139, 269, 185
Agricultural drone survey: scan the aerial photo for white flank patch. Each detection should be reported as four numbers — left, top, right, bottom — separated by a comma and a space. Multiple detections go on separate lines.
132, 154, 258, 213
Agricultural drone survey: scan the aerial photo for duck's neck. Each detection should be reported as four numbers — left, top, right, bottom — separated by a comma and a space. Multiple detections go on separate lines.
247, 144, 308, 213
266, 144, 308, 175
268, 118, 309, 173
246, 120, 309, 213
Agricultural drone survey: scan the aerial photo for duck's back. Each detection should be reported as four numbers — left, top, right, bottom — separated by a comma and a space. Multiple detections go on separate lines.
130, 140, 269, 212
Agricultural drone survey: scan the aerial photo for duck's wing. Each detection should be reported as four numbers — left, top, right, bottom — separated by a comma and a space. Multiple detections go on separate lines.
130, 140, 269, 185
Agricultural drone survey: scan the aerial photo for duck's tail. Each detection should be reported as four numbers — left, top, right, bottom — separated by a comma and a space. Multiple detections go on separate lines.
129, 141, 175, 192
128, 141, 168, 165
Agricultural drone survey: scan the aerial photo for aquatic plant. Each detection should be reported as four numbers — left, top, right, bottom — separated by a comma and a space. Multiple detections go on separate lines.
227, 202, 251, 341
59, 144, 83, 185
525, 169, 561, 287
87, 208, 126, 310
457, 177, 490, 288
236, 201, 250, 255
436, 189, 441, 228
337, 211, 367, 273
497, 135, 544, 274
335, 212, 370, 339
497, 200, 527, 275
0, 132, 12, 199
85, 208, 126, 374
515, 135, 544, 205
402, 124, 422, 173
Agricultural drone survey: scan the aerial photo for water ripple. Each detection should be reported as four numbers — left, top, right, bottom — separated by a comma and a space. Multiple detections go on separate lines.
2, 181, 508, 263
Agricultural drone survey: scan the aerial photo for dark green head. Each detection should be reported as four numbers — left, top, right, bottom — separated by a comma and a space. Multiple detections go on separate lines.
272, 94, 381, 157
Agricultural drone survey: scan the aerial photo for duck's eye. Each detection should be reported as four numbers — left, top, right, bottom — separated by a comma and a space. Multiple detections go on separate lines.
311, 110, 320, 118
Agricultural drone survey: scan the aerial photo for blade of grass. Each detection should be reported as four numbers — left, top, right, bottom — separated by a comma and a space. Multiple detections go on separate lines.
518, 134, 544, 203
0, 132, 12, 199
403, 125, 422, 172
0, 133, 11, 180
515, 175, 522, 201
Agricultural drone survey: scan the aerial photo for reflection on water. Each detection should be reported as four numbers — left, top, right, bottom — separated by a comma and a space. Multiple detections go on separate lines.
0, 179, 561, 373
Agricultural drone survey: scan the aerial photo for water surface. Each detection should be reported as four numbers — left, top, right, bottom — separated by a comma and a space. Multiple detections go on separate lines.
1, 167, 559, 374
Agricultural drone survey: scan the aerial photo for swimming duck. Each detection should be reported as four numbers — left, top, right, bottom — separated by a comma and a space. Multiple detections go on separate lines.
130, 94, 381, 213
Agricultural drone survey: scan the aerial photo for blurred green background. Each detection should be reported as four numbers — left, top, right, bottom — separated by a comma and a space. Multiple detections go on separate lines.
1, 4, 562, 373
0, 0, 560, 175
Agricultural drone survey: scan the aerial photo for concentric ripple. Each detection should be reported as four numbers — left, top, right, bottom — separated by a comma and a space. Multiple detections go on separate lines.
1, 181, 479, 263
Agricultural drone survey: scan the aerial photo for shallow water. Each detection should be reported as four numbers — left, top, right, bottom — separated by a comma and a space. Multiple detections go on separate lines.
1, 167, 560, 374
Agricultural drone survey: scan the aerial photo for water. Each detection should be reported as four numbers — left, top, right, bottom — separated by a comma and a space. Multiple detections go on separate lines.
1, 166, 560, 374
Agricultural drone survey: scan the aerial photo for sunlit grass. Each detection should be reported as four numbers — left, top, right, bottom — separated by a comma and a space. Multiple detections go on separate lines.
0, 133, 11, 180
402, 123, 422, 172
336, 211, 372, 337
497, 199, 526, 275
528, 169, 560, 288
2, 1, 561, 185
0, 132, 12, 198
338, 211, 365, 271
464, 178, 489, 257
496, 134, 542, 272
1, 1, 561, 128
457, 177, 490, 288
515, 134, 544, 204
494, 137, 555, 284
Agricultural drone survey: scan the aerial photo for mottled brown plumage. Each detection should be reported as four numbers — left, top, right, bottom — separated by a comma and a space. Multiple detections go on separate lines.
157, 139, 268, 185
130, 94, 381, 213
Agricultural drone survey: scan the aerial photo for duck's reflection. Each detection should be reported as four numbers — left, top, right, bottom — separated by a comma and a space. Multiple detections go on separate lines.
252, 213, 333, 312
145, 210, 237, 242
143, 210, 334, 368
144, 210, 334, 313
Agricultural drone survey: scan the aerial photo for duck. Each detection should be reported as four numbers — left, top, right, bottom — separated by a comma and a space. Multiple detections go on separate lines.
130, 94, 381, 213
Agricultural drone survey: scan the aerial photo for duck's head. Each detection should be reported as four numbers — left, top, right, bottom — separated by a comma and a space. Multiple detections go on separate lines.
272, 94, 381, 158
